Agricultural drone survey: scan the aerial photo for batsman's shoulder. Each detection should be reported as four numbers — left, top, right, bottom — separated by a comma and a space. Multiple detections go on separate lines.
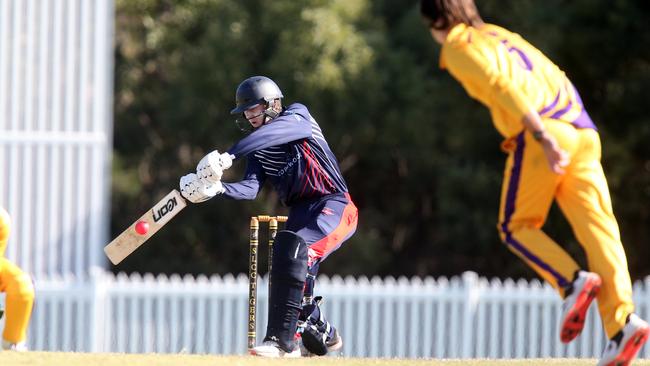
285, 102, 310, 115
281, 103, 314, 124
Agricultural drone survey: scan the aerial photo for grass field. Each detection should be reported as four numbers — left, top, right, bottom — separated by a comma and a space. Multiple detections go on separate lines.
1, 353, 650, 366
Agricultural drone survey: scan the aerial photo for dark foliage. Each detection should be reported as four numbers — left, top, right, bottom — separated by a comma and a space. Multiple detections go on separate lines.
112, 0, 650, 280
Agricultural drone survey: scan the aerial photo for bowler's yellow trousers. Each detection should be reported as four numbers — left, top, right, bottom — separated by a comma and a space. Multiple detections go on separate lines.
497, 120, 633, 338
1, 207, 35, 343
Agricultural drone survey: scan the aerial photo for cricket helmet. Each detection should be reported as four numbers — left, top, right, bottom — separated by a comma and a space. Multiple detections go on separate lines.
230, 76, 283, 115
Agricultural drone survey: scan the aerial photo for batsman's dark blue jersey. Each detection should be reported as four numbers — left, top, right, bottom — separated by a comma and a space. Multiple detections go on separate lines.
223, 103, 348, 206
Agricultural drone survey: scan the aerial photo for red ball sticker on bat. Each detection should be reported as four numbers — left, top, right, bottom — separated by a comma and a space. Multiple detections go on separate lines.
135, 221, 149, 235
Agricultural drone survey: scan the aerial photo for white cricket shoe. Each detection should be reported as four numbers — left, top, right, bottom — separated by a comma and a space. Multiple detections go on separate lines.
560, 271, 602, 343
2, 340, 28, 352
598, 314, 649, 366
249, 339, 301, 358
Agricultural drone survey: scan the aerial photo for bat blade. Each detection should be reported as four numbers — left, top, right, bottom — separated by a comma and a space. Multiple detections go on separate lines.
104, 189, 187, 265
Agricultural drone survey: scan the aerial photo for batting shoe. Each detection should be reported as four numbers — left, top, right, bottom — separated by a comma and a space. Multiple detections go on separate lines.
249, 338, 301, 358
560, 270, 602, 343
598, 314, 650, 366
2, 340, 28, 352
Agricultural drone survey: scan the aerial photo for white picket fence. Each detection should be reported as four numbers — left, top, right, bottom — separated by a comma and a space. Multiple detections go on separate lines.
3, 269, 648, 358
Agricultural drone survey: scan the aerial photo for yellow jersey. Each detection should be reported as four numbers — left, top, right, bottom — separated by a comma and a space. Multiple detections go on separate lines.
440, 23, 595, 138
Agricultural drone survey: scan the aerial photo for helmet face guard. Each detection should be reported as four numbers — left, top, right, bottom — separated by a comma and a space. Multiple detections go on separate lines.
234, 116, 254, 133
230, 76, 283, 115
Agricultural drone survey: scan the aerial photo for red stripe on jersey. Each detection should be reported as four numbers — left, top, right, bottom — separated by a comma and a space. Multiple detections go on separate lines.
300, 141, 335, 196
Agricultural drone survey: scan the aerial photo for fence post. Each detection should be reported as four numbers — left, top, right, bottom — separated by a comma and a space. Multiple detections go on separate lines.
89, 267, 109, 352
461, 271, 480, 358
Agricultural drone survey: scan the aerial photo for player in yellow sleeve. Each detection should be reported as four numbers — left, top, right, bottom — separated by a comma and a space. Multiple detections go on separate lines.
0, 206, 34, 351
419, 1, 648, 364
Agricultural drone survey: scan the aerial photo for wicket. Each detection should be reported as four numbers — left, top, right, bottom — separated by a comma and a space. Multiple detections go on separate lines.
248, 215, 288, 351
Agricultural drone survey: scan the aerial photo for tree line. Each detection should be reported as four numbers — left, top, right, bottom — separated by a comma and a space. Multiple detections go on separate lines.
112, 0, 650, 280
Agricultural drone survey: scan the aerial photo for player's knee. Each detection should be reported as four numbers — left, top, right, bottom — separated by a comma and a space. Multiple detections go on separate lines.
2, 262, 35, 303
14, 273, 35, 303
271, 231, 308, 285
497, 221, 532, 244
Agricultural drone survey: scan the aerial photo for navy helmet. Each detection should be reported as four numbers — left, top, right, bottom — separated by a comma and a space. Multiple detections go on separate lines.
230, 76, 283, 115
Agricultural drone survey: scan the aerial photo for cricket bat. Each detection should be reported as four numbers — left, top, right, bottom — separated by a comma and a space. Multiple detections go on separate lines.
104, 189, 187, 265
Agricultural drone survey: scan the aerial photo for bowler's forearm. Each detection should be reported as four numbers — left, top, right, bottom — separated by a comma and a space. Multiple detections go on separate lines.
521, 109, 547, 142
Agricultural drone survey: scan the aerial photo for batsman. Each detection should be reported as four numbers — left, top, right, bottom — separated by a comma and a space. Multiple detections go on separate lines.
179, 76, 358, 357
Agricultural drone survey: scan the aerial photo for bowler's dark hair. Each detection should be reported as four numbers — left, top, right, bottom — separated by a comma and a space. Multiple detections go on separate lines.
420, 0, 484, 30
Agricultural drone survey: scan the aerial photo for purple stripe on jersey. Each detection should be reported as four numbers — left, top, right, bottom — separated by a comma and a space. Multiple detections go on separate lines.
571, 109, 597, 130
551, 85, 573, 119
500, 132, 570, 288
549, 96, 573, 120
538, 91, 560, 116
570, 85, 597, 130
539, 84, 597, 130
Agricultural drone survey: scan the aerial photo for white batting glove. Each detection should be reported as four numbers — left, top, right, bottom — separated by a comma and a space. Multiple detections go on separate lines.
197, 151, 234, 184
179, 173, 225, 203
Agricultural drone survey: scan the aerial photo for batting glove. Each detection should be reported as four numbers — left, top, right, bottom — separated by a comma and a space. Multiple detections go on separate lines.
197, 151, 234, 184
179, 173, 225, 203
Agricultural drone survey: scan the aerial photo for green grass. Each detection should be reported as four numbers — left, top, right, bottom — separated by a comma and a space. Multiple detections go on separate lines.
1, 353, 650, 366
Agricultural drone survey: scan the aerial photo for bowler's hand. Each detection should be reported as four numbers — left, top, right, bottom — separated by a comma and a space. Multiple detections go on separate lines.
538, 132, 570, 174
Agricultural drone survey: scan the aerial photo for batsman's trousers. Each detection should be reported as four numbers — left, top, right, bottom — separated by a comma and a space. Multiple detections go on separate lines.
498, 120, 633, 338
285, 192, 358, 298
